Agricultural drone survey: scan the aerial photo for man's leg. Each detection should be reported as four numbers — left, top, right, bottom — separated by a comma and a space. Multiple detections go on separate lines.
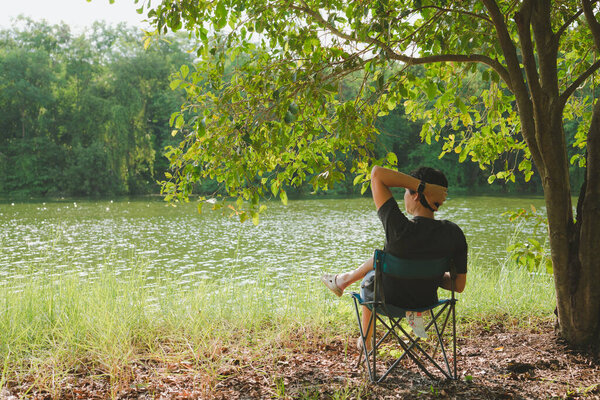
360, 305, 374, 351
337, 257, 373, 291
321, 257, 374, 296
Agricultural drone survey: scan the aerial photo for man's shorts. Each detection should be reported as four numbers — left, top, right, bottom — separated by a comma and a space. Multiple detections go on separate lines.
360, 270, 376, 302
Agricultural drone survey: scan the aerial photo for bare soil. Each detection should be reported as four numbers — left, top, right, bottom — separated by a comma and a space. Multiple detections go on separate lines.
3, 319, 599, 399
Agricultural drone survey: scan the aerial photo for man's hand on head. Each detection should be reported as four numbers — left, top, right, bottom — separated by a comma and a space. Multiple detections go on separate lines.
423, 183, 448, 211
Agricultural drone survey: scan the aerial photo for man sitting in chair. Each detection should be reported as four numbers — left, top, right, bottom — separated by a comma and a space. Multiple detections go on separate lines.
321, 165, 467, 349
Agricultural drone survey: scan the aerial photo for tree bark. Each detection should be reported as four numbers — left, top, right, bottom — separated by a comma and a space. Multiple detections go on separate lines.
557, 99, 600, 349
514, 0, 600, 349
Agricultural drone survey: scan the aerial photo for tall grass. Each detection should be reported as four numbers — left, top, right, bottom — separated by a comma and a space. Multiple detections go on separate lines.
458, 252, 556, 320
0, 252, 555, 395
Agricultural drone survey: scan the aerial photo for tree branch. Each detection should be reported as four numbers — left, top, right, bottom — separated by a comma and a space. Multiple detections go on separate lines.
554, 8, 584, 45
411, 5, 492, 24
291, 2, 512, 90
385, 52, 511, 88
481, 0, 544, 179
558, 59, 600, 107
514, 2, 543, 101
582, 0, 600, 51
481, 0, 523, 92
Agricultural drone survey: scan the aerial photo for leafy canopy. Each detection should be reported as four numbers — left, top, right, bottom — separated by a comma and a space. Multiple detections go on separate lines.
138, 0, 598, 222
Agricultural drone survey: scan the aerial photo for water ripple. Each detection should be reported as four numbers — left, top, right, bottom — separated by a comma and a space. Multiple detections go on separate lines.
0, 196, 548, 286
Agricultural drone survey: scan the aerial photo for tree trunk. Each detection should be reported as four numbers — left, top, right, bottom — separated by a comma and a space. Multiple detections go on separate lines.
21, 109, 26, 138
513, 0, 600, 350
534, 112, 573, 336
555, 99, 600, 350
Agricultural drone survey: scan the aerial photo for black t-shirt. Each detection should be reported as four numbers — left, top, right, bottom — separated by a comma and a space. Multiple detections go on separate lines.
376, 197, 468, 308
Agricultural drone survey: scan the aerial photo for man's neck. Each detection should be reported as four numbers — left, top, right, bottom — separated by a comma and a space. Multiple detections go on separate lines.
412, 208, 435, 219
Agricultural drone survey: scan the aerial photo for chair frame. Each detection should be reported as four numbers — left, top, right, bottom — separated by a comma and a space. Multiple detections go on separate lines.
351, 249, 458, 382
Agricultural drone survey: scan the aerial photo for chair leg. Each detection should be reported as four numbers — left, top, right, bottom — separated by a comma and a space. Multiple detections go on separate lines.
353, 299, 459, 381
452, 301, 457, 379
384, 320, 438, 381
381, 305, 457, 381
429, 311, 454, 379
352, 297, 376, 381
369, 307, 377, 382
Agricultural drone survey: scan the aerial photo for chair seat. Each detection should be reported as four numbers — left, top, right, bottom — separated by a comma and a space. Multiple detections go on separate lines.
350, 291, 453, 317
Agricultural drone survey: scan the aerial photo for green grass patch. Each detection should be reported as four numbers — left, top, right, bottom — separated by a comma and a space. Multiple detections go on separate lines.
458, 252, 555, 320
0, 253, 555, 396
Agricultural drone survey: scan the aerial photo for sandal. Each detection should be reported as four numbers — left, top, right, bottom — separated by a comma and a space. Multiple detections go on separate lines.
321, 273, 343, 297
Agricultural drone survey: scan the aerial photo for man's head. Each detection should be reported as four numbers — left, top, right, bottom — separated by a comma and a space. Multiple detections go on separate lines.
407, 166, 448, 212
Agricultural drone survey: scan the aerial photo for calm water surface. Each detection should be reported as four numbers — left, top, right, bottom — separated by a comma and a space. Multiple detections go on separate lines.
0, 196, 547, 286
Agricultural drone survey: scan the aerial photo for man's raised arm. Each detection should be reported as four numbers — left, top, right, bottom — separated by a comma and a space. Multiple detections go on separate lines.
370, 166, 448, 211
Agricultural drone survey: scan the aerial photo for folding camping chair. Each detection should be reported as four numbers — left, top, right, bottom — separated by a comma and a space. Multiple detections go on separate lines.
351, 249, 458, 382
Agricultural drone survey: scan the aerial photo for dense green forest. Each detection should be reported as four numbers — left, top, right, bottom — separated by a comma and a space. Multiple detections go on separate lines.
1, 18, 582, 199
0, 18, 190, 197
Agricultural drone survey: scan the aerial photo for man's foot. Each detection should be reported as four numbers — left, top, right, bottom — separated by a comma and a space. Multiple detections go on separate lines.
321, 273, 343, 297
406, 311, 428, 339
356, 336, 372, 353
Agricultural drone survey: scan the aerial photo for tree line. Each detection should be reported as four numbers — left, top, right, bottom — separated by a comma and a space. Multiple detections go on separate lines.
0, 19, 189, 197
1, 18, 584, 199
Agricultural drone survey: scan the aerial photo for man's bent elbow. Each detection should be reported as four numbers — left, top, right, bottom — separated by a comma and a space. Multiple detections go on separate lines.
454, 274, 467, 293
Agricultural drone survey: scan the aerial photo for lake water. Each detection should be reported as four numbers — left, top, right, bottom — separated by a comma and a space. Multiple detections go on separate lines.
0, 196, 547, 287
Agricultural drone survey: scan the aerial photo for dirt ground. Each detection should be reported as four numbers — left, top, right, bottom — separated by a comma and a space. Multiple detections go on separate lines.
3, 319, 599, 399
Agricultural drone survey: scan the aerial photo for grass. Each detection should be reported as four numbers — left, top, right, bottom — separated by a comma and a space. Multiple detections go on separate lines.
458, 252, 555, 321
0, 252, 556, 397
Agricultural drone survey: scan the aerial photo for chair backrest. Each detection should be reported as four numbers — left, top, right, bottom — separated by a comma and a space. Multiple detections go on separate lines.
374, 249, 450, 279
373, 249, 455, 308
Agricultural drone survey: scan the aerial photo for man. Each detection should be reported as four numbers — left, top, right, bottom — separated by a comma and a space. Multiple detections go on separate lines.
321, 165, 467, 347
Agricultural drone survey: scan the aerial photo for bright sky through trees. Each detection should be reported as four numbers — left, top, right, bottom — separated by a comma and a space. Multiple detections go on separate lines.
0, 0, 149, 30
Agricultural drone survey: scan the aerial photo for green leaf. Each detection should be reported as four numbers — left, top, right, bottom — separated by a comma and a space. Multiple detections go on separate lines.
180, 64, 189, 79
361, 181, 370, 195
518, 159, 532, 172
458, 147, 468, 163
454, 97, 468, 114
197, 118, 206, 135
386, 152, 398, 166
216, 2, 227, 29
424, 81, 438, 100
280, 190, 288, 205
255, 20, 265, 34
170, 79, 182, 90
490, 71, 500, 83
271, 180, 280, 196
